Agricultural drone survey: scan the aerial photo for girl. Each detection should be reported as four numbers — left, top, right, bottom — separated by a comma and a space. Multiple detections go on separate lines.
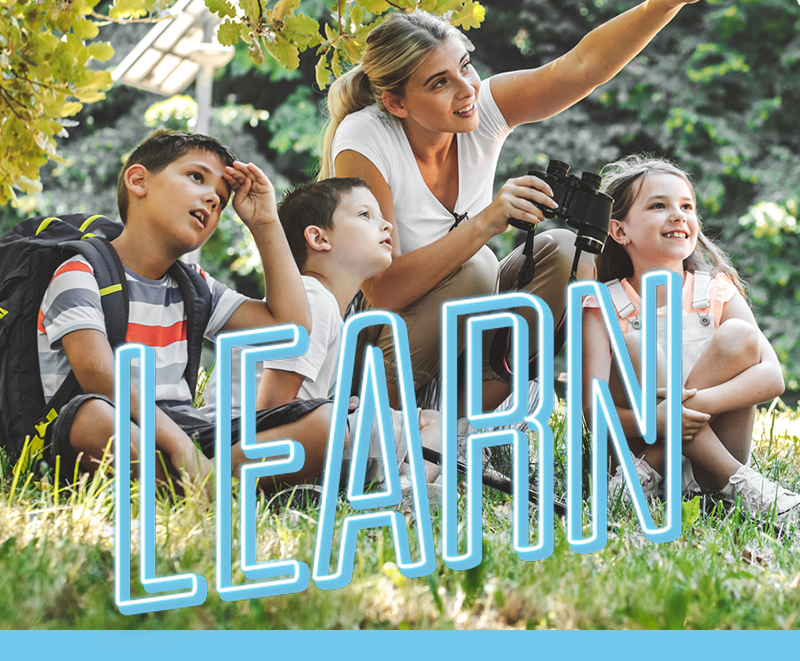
321, 2, 702, 414
582, 155, 800, 521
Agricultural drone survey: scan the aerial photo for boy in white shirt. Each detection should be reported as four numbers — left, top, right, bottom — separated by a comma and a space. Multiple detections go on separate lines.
257, 178, 441, 487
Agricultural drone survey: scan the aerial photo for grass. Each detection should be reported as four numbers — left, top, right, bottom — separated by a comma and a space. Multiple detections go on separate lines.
2, 400, 800, 629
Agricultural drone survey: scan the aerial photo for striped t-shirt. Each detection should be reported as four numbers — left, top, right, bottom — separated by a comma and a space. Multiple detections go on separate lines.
37, 255, 248, 421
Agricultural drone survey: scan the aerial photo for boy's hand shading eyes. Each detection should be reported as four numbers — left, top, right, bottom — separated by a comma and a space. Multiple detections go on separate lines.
223, 161, 279, 229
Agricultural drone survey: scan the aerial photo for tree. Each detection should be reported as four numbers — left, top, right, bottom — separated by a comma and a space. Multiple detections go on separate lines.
0, 0, 173, 206
0, 0, 484, 205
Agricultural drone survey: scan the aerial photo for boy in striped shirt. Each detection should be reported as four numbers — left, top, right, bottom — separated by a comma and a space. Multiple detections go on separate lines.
37, 130, 332, 489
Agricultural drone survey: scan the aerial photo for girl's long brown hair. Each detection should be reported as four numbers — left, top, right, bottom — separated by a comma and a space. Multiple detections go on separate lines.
596, 154, 745, 296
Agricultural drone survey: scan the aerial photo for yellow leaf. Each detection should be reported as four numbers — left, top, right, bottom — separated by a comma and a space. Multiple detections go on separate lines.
265, 37, 299, 70
360, 0, 390, 12
331, 47, 342, 78
239, 0, 261, 25
87, 41, 114, 62
451, 0, 485, 30
324, 23, 339, 42
205, 0, 236, 19
342, 37, 364, 63
271, 0, 300, 23
60, 102, 83, 117
218, 19, 246, 46
315, 55, 331, 90
73, 18, 99, 40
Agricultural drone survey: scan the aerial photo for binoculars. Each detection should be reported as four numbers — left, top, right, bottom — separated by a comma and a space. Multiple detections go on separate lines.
509, 159, 613, 256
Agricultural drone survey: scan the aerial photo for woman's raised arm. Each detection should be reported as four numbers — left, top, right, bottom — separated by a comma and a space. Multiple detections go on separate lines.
491, 0, 700, 129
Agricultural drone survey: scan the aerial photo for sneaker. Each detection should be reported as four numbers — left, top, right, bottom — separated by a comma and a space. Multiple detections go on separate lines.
682, 456, 702, 498
456, 418, 492, 470
608, 453, 663, 504
400, 476, 441, 511
721, 465, 800, 522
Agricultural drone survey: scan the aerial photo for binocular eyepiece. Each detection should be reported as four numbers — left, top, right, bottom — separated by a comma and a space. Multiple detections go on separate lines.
509, 159, 613, 255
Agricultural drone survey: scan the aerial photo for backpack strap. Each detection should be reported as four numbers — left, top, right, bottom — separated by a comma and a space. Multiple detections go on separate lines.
28, 237, 130, 460
168, 261, 213, 397
57, 237, 130, 346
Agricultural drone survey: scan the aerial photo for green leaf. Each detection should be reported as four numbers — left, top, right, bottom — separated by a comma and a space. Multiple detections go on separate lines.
681, 496, 700, 535
451, 0, 485, 30
72, 18, 100, 40
435, 0, 462, 12
270, 0, 300, 22
282, 14, 320, 49
324, 22, 340, 42
218, 19, 247, 46
205, 0, 236, 19
87, 42, 114, 62
265, 36, 299, 70
239, 0, 261, 25
315, 55, 331, 90
350, 4, 363, 30
359, 0, 390, 14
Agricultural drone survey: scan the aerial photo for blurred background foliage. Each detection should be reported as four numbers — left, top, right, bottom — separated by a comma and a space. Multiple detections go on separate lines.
1, 0, 799, 390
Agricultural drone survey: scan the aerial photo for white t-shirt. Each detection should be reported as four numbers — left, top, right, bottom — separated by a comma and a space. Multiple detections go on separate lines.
262, 276, 341, 400
331, 78, 513, 255
201, 276, 340, 421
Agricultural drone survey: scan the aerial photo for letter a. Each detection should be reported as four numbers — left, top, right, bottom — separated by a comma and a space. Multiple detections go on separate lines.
313, 311, 435, 591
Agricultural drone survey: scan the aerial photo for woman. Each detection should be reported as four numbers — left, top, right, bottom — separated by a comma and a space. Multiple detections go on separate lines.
321, 2, 701, 412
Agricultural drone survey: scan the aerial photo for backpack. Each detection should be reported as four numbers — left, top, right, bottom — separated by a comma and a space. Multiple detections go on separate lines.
0, 213, 212, 463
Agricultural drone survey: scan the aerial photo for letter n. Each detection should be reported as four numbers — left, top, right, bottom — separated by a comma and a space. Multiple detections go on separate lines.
566, 271, 682, 554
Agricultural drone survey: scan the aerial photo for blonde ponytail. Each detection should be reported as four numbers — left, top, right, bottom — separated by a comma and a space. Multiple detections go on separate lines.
317, 11, 467, 180
318, 65, 376, 180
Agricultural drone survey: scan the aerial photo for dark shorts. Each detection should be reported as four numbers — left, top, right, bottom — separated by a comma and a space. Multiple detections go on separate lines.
44, 394, 329, 482
160, 399, 330, 458
43, 393, 114, 483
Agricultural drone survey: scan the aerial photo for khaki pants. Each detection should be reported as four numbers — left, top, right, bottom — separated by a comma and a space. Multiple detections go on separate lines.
357, 228, 585, 390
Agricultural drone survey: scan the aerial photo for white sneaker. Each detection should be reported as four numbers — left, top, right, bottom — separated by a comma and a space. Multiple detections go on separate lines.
456, 418, 492, 470
682, 456, 702, 498
721, 465, 800, 522
608, 453, 663, 504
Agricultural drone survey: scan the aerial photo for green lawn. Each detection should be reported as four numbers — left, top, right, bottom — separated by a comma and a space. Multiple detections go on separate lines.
2, 401, 800, 630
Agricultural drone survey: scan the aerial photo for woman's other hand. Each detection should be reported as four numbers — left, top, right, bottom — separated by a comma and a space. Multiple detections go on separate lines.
476, 174, 559, 236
